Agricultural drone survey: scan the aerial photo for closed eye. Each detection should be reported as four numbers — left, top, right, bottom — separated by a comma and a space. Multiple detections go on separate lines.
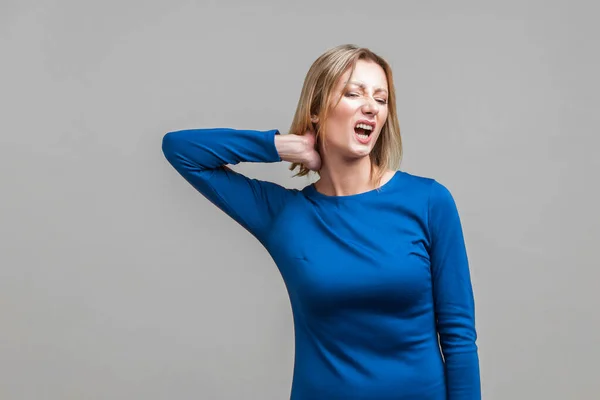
345, 92, 387, 105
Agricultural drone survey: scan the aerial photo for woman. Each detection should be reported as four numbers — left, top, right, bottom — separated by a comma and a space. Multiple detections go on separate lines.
162, 44, 481, 399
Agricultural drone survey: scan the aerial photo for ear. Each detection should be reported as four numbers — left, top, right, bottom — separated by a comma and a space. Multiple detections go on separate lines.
310, 114, 319, 123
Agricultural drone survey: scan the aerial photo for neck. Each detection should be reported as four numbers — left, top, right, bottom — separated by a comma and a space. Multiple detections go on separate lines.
314, 154, 380, 197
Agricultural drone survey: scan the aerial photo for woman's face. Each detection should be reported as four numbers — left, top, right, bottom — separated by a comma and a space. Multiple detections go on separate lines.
319, 59, 389, 160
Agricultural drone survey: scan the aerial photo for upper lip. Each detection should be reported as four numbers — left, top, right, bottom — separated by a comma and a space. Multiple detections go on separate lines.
354, 120, 376, 130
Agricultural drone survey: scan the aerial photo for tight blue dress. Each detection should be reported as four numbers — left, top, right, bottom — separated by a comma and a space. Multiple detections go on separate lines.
162, 128, 481, 399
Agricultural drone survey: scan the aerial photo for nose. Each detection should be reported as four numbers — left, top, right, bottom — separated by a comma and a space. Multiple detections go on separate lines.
361, 97, 379, 116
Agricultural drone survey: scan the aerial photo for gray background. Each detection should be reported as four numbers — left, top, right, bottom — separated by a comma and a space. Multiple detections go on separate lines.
1, 0, 598, 399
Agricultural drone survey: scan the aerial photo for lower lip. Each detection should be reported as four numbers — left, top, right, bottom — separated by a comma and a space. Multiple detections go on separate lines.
354, 131, 373, 144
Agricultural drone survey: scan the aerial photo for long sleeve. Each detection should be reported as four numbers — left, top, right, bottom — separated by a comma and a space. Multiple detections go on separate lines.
161, 128, 293, 244
427, 180, 481, 399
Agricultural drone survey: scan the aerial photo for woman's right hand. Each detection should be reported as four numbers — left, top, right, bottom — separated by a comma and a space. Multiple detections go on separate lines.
300, 129, 321, 171
275, 129, 322, 171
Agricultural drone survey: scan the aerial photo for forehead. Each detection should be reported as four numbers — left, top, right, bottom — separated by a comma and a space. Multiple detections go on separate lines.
338, 59, 388, 90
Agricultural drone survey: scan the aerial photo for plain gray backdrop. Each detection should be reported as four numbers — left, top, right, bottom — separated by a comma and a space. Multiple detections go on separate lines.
2, 1, 598, 399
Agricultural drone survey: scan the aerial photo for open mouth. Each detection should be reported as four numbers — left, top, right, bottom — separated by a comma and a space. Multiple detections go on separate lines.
354, 121, 375, 140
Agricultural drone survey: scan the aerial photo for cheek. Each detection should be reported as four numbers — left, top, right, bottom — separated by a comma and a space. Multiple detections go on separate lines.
330, 98, 356, 119
380, 105, 389, 119
328, 100, 355, 128
379, 110, 389, 128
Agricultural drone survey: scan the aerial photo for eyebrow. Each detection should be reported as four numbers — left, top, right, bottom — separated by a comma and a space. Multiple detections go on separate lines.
345, 80, 388, 94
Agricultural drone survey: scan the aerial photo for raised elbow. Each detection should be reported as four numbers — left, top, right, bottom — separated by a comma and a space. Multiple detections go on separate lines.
161, 131, 182, 164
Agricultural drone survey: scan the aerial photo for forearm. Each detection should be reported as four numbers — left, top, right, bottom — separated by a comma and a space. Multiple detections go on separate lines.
162, 128, 281, 172
443, 349, 481, 399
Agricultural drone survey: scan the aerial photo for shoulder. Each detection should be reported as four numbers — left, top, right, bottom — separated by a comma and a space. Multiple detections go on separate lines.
396, 170, 451, 198
396, 170, 458, 215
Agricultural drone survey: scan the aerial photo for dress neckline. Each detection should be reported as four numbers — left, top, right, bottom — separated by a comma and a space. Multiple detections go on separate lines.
303, 170, 401, 201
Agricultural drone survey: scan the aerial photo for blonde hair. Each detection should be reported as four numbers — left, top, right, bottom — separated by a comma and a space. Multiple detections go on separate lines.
288, 44, 403, 187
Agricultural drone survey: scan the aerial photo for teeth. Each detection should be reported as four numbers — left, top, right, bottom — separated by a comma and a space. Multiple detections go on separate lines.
355, 123, 373, 131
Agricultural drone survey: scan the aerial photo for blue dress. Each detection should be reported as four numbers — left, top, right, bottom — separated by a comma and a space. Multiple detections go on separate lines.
162, 128, 481, 399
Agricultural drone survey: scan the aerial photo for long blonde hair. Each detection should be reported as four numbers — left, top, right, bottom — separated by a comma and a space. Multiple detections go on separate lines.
288, 44, 403, 186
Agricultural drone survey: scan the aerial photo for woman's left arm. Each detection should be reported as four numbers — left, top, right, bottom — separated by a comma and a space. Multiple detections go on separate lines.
428, 180, 481, 399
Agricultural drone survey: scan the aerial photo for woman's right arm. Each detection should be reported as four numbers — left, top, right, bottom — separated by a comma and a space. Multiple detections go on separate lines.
161, 128, 315, 244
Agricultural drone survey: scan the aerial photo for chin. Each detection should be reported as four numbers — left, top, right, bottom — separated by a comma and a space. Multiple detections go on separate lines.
325, 135, 376, 159
345, 145, 373, 159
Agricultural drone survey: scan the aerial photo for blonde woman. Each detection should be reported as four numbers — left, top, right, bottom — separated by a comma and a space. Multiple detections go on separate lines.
162, 44, 481, 399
